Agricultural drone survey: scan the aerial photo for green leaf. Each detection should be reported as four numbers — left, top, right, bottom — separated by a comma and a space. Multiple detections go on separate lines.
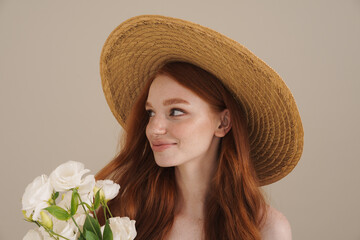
83, 215, 102, 239
85, 230, 100, 240
78, 235, 86, 240
94, 190, 101, 210
48, 192, 59, 205
103, 220, 113, 240
45, 205, 71, 221
52, 192, 59, 201
70, 189, 79, 216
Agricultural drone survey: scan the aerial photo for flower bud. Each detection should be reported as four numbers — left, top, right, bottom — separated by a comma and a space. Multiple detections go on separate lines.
95, 180, 120, 202
40, 211, 53, 230
22, 210, 32, 221
93, 186, 105, 202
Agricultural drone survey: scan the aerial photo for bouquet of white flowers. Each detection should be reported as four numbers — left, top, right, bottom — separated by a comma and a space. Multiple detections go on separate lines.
22, 161, 137, 240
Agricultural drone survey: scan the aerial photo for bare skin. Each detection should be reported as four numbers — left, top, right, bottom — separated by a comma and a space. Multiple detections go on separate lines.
165, 157, 292, 240
261, 206, 292, 239
146, 74, 291, 240
166, 206, 292, 240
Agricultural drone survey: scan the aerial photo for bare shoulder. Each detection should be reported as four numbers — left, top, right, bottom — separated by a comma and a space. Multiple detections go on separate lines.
260, 205, 292, 240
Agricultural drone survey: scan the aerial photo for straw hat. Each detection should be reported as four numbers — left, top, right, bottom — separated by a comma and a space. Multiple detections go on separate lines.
100, 15, 304, 186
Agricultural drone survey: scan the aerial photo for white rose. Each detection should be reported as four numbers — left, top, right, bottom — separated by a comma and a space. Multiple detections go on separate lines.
49, 161, 93, 192
23, 228, 43, 240
95, 180, 120, 201
57, 191, 73, 210
101, 217, 137, 240
54, 218, 79, 240
78, 174, 96, 196
22, 175, 53, 221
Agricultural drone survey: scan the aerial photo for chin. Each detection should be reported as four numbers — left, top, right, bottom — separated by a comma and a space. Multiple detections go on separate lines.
154, 160, 176, 168
153, 155, 180, 168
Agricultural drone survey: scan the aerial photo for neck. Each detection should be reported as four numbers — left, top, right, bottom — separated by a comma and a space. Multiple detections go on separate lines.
174, 143, 219, 219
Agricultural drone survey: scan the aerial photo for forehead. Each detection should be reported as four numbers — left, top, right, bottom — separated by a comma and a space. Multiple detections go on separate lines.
147, 74, 199, 102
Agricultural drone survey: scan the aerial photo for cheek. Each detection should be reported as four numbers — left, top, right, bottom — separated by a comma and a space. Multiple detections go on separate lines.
145, 124, 150, 139
145, 118, 155, 140
172, 117, 216, 145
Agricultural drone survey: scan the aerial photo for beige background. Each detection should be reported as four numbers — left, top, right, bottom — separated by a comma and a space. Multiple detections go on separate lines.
1, 0, 359, 239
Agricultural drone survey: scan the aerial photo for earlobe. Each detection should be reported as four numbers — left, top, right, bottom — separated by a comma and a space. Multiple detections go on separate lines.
215, 109, 232, 137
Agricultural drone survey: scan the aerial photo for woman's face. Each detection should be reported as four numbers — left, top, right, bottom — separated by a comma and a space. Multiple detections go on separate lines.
145, 74, 224, 168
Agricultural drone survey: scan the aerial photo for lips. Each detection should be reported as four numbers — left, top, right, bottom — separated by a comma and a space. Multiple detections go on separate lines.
150, 140, 177, 152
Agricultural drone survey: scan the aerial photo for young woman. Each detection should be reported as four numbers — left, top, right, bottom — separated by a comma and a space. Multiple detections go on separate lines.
96, 15, 303, 240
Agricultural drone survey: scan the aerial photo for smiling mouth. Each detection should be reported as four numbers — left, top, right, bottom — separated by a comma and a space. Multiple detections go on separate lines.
151, 143, 176, 152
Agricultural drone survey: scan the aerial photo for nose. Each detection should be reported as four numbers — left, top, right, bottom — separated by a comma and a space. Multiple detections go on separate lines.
147, 115, 167, 136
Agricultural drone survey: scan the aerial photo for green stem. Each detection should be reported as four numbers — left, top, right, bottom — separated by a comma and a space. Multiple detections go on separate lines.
105, 203, 113, 218
103, 205, 107, 220
93, 207, 98, 222
35, 221, 70, 240
34, 221, 57, 240
70, 215, 85, 239
47, 229, 71, 240
77, 194, 88, 213
76, 193, 98, 236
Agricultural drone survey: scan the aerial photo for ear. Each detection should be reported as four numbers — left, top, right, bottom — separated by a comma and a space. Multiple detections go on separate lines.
215, 109, 232, 137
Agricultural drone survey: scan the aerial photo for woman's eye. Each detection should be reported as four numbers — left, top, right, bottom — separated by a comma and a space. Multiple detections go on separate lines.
146, 110, 155, 117
170, 109, 185, 116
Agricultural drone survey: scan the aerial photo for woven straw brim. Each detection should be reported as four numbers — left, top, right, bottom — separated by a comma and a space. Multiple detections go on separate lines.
100, 15, 304, 186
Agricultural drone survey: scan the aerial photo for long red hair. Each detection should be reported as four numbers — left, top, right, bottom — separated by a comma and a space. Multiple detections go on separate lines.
96, 62, 267, 239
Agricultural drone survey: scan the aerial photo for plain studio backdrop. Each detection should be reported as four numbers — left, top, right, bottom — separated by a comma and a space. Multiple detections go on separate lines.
1, 0, 359, 239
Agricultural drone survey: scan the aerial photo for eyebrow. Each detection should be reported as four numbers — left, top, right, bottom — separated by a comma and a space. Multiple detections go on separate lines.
145, 98, 190, 108
163, 98, 190, 106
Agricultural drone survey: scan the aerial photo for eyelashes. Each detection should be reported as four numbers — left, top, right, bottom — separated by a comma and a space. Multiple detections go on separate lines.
146, 109, 155, 117
170, 108, 185, 116
146, 108, 186, 117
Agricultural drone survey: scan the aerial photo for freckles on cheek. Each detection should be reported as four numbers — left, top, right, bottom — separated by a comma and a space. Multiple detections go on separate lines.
172, 121, 192, 139
177, 118, 214, 142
